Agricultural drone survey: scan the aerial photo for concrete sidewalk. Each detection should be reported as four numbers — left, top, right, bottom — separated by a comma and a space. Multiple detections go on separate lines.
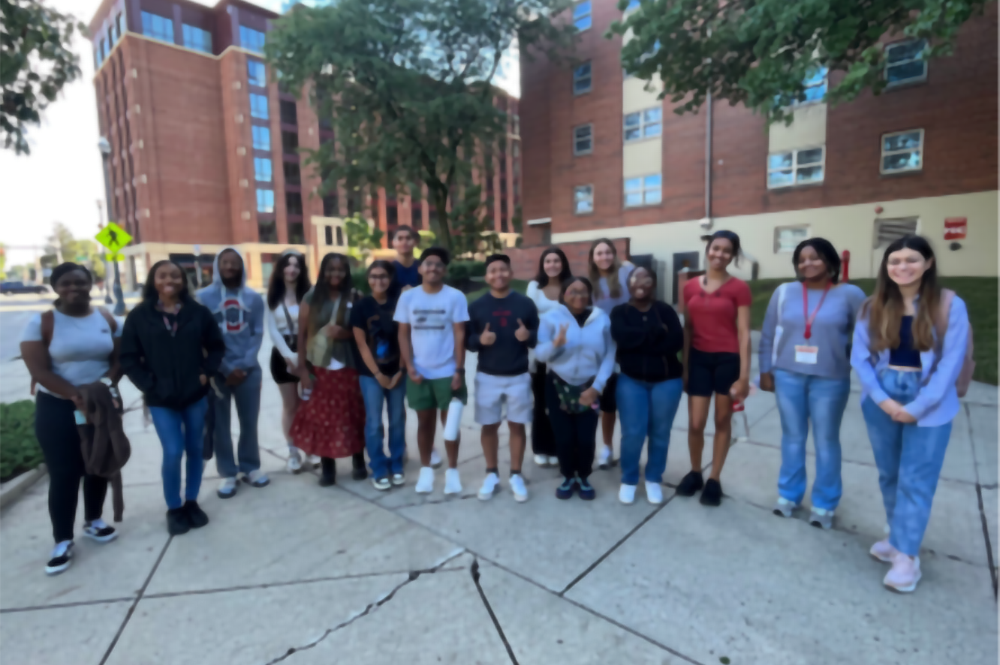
1, 346, 997, 665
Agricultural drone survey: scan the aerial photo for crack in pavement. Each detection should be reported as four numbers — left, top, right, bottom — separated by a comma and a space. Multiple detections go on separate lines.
261, 549, 467, 665
470, 559, 519, 664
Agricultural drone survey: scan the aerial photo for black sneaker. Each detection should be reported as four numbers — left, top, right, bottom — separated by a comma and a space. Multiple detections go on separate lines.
184, 501, 209, 528
352, 453, 368, 481
319, 458, 337, 487
83, 519, 118, 543
676, 471, 704, 497
45, 541, 74, 576
166, 508, 191, 535
555, 477, 576, 500
577, 477, 596, 501
700, 478, 723, 507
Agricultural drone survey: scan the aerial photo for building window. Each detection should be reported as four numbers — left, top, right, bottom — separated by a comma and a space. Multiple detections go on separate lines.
280, 100, 297, 125
142, 12, 173, 43
767, 146, 825, 188
284, 161, 301, 186
288, 222, 305, 244
249, 94, 269, 119
99, 38, 107, 63
512, 114, 520, 136
574, 185, 594, 214
256, 189, 275, 213
886, 40, 927, 88
881, 129, 923, 174
874, 218, 918, 248
286, 192, 303, 215
182, 25, 212, 53
115, 13, 123, 41
253, 157, 272, 182
252, 125, 271, 151
573, 1, 592, 30
324, 226, 333, 245
336, 226, 344, 246
624, 174, 662, 207
624, 107, 662, 141
240, 26, 265, 53
258, 220, 277, 243
281, 130, 298, 154
247, 60, 266, 87
573, 62, 592, 95
573, 124, 593, 156
795, 67, 827, 105
774, 226, 809, 253
323, 193, 338, 216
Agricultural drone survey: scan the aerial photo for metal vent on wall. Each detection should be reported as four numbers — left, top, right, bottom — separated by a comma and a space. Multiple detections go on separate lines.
874, 218, 918, 248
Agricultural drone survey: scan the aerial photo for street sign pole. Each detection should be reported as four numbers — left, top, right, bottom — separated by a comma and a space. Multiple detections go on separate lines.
94, 222, 133, 316
112, 259, 125, 315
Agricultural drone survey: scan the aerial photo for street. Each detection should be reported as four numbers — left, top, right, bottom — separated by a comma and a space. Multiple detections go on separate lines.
0, 297, 54, 362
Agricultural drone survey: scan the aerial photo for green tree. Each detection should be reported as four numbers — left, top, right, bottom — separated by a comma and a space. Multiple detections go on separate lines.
611, 0, 990, 124
342, 213, 385, 264
266, 0, 576, 252
44, 222, 106, 280
1, 0, 86, 154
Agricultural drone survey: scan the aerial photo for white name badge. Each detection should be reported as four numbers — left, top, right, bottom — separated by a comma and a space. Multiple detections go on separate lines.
795, 345, 819, 365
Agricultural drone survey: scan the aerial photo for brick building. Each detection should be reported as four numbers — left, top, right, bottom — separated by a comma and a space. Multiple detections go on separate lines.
519, 0, 998, 301
88, 0, 522, 290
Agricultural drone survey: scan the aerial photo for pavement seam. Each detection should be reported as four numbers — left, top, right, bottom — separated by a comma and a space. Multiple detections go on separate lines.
98, 534, 173, 665
0, 596, 135, 614
470, 558, 520, 665
261, 549, 468, 665
975, 483, 998, 599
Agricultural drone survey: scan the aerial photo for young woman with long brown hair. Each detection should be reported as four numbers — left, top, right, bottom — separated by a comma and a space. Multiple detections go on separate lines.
852, 235, 970, 593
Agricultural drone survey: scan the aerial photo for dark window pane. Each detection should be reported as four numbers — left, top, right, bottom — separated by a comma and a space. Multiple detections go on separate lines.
323, 194, 338, 216
325, 226, 333, 245
387, 204, 398, 227
258, 221, 277, 243
283, 161, 300, 185
281, 131, 298, 154
285, 192, 303, 215
288, 222, 305, 244
280, 100, 297, 125
336, 226, 344, 246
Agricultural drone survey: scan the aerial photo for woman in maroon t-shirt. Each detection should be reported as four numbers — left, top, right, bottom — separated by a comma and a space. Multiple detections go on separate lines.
679, 230, 752, 506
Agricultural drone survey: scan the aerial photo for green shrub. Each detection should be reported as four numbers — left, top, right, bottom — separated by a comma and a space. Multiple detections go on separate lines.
352, 271, 371, 295
446, 262, 472, 284
1, 400, 44, 482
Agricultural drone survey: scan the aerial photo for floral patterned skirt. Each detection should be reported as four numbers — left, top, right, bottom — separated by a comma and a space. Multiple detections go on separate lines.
290, 366, 365, 459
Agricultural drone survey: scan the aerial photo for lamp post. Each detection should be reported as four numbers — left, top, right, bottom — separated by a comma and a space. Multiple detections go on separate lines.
96, 200, 113, 304
98, 137, 126, 315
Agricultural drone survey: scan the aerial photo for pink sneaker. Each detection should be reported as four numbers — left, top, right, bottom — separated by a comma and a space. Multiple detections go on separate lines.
883, 552, 921, 593
869, 538, 898, 563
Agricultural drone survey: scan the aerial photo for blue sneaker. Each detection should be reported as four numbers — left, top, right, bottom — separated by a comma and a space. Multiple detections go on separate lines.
555, 477, 576, 500
578, 477, 596, 501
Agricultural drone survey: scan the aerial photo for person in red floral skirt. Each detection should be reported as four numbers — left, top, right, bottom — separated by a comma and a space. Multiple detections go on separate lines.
291, 253, 367, 486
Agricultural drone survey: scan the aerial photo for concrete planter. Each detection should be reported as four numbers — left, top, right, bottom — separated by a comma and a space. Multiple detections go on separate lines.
0, 464, 47, 509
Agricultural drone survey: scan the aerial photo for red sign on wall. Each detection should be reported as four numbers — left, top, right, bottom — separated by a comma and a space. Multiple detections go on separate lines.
944, 217, 967, 240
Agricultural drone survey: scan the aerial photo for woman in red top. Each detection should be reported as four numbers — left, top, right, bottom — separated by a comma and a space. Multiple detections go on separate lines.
679, 230, 752, 506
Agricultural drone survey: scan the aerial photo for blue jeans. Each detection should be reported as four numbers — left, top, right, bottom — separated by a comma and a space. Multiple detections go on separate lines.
861, 369, 952, 557
359, 375, 406, 479
213, 367, 262, 478
149, 397, 209, 510
616, 375, 683, 485
773, 370, 851, 511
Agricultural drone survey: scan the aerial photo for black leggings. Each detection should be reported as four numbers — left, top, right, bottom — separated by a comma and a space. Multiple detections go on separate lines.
531, 365, 556, 456
545, 373, 599, 480
35, 392, 108, 543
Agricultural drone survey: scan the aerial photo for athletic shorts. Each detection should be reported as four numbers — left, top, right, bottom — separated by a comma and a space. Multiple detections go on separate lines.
686, 348, 740, 397
474, 372, 533, 425
599, 373, 618, 413
406, 375, 468, 412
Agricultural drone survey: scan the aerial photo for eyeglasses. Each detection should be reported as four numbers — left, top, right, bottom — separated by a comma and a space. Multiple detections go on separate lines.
369, 274, 390, 280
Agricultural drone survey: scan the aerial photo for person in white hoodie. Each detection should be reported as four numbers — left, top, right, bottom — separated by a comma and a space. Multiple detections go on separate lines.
535, 277, 616, 501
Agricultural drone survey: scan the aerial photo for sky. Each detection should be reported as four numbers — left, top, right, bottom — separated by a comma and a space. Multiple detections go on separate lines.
0, 0, 519, 269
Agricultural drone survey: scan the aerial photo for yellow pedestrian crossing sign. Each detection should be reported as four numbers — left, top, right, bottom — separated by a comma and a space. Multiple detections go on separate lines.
95, 222, 132, 253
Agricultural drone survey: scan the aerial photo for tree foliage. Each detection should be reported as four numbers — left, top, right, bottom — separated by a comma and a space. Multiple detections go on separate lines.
266, 0, 576, 251
342, 213, 385, 264
612, 0, 991, 124
44, 222, 106, 280
1, 0, 86, 154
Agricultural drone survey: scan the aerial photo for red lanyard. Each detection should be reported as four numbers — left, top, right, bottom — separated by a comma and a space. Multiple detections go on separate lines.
802, 283, 831, 340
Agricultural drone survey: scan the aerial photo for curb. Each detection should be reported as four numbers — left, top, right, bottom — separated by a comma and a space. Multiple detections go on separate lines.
0, 464, 47, 509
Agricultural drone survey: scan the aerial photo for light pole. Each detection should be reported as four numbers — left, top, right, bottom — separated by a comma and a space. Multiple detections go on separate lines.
98, 137, 126, 315
97, 200, 113, 304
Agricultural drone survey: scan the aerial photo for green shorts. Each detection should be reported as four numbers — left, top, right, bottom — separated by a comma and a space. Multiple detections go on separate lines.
406, 375, 468, 412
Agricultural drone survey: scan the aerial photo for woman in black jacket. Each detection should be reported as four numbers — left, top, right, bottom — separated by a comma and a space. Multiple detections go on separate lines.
121, 260, 225, 535
609, 266, 684, 506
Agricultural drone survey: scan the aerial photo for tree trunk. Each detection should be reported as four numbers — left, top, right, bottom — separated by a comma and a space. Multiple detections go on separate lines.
432, 190, 452, 252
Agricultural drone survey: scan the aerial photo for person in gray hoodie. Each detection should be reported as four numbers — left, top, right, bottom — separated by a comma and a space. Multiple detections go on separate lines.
535, 276, 616, 501
197, 247, 267, 498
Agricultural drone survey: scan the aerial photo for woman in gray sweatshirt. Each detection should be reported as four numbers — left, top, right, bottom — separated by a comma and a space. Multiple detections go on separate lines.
535, 277, 617, 501
758, 238, 866, 530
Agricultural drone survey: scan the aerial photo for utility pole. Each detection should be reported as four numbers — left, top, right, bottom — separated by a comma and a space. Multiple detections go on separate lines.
97, 200, 113, 304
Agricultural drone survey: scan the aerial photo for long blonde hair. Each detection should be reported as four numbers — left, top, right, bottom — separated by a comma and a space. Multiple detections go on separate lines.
588, 238, 623, 300
863, 235, 940, 353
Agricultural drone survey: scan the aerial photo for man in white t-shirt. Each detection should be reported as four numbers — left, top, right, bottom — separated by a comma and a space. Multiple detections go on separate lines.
395, 247, 469, 495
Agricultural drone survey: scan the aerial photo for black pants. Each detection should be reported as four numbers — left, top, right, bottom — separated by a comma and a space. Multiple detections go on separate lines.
35, 392, 109, 543
545, 373, 599, 480
530, 365, 556, 456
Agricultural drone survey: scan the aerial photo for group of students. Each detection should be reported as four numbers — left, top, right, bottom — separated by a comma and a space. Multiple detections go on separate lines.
22, 227, 970, 594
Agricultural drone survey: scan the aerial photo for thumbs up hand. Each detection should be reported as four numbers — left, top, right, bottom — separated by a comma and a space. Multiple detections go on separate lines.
480, 322, 497, 346
514, 318, 530, 343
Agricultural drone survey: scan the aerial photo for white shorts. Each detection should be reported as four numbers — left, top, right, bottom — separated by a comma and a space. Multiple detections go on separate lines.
474, 372, 533, 425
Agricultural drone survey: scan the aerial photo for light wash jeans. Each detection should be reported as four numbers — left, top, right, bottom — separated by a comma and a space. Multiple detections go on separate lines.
861, 369, 953, 556
359, 375, 407, 479
213, 367, 262, 478
616, 375, 684, 485
773, 370, 851, 511
149, 397, 209, 510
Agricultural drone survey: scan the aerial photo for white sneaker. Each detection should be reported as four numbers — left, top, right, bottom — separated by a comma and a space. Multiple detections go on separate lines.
478, 472, 500, 500
598, 444, 613, 469
884, 552, 921, 593
415, 467, 435, 494
391, 473, 406, 487
240, 469, 270, 487
286, 447, 302, 474
83, 518, 118, 543
308, 455, 321, 467
870, 538, 899, 563
430, 449, 443, 469
45, 541, 74, 576
773, 496, 799, 518
444, 468, 463, 495
645, 481, 663, 505
619, 484, 637, 505
510, 474, 529, 503
548, 456, 559, 466
533, 454, 549, 467
217, 477, 238, 498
